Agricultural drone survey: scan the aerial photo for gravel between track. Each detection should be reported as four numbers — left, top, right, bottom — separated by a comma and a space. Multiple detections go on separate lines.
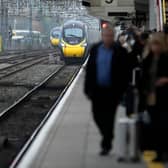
0, 87, 29, 112
0, 65, 80, 168
0, 64, 62, 114
0, 64, 62, 86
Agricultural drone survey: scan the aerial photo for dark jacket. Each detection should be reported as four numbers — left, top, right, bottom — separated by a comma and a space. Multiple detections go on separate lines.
84, 42, 131, 102
139, 53, 168, 152
139, 53, 168, 111
129, 41, 144, 69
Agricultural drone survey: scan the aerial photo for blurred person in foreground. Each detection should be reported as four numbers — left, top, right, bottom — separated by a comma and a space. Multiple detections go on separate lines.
130, 31, 150, 69
124, 31, 150, 116
117, 33, 132, 53
84, 24, 130, 156
139, 32, 168, 162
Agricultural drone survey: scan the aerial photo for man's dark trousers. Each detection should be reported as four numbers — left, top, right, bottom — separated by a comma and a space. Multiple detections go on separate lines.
84, 42, 131, 151
91, 87, 118, 150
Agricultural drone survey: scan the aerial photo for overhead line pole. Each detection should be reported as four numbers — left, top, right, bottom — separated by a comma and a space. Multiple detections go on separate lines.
0, 0, 4, 51
29, 0, 33, 48
0, 0, 9, 51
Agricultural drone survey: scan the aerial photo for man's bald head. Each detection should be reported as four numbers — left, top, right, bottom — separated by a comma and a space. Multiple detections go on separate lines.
101, 24, 115, 48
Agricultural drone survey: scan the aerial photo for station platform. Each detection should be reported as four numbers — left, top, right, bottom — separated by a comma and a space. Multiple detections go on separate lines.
16, 65, 165, 168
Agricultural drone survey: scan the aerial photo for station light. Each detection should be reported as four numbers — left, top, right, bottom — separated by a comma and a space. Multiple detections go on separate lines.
101, 20, 110, 29
102, 23, 108, 28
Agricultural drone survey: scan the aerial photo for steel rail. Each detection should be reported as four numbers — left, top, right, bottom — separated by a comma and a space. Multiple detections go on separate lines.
0, 65, 65, 120
0, 51, 59, 80
10, 64, 81, 168
0, 49, 57, 63
0, 57, 48, 80
0, 55, 47, 71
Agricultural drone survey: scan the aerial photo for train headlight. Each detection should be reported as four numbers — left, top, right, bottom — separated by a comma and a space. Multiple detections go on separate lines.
61, 42, 66, 47
81, 43, 87, 47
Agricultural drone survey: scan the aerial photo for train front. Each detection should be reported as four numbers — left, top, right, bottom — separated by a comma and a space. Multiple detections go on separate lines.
60, 21, 87, 63
50, 27, 61, 47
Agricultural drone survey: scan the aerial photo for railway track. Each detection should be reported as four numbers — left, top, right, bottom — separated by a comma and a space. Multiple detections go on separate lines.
0, 50, 32, 57
0, 65, 80, 168
0, 50, 60, 80
0, 49, 58, 64
0, 57, 48, 80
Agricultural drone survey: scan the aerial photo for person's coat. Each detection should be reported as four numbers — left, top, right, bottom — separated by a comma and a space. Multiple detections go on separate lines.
138, 52, 168, 151
84, 42, 131, 103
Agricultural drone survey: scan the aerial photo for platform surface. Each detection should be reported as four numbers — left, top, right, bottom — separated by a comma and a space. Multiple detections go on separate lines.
17, 68, 165, 168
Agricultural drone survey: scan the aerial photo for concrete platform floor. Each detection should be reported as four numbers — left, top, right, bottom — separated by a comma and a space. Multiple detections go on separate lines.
17, 69, 165, 168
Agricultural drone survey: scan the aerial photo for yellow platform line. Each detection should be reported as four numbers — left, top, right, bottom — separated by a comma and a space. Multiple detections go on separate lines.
148, 163, 165, 168
143, 151, 165, 168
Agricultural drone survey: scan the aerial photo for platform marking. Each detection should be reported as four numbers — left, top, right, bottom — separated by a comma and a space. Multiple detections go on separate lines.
148, 163, 165, 168
143, 151, 165, 168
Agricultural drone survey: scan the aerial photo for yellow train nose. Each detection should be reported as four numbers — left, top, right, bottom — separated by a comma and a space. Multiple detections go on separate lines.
63, 46, 85, 57
50, 38, 60, 46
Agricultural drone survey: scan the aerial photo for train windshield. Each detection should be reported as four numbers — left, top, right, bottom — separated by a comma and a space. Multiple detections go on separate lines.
63, 27, 84, 45
64, 28, 83, 38
52, 31, 60, 38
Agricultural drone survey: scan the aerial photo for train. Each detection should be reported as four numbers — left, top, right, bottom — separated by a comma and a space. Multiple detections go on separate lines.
11, 30, 43, 50
50, 20, 101, 64
50, 27, 62, 47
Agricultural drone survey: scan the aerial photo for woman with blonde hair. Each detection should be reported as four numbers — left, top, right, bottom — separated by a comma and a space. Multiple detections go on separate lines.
143, 32, 167, 58
139, 32, 168, 162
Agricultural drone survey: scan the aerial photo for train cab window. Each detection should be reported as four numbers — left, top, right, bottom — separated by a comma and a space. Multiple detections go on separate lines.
52, 31, 60, 38
63, 27, 85, 45
64, 28, 84, 38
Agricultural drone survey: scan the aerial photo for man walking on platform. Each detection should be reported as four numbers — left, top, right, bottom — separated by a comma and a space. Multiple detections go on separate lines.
84, 24, 130, 156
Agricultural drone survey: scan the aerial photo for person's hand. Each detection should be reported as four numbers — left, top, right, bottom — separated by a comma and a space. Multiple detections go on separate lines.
156, 77, 168, 87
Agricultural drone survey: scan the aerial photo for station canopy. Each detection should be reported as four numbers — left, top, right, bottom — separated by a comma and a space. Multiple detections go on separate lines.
0, 0, 99, 29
